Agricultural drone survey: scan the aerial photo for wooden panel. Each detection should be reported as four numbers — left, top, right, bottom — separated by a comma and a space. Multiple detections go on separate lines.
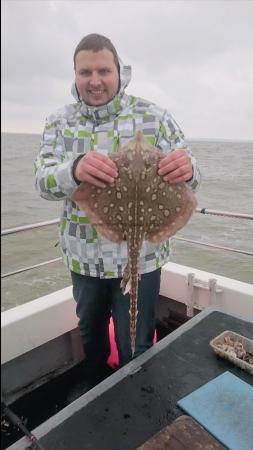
137, 415, 226, 450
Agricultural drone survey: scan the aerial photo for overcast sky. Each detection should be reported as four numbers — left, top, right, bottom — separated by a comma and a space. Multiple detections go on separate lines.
2, 0, 253, 140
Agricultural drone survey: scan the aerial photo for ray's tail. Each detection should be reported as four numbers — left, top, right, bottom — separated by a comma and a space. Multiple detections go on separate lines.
127, 228, 144, 356
129, 255, 139, 356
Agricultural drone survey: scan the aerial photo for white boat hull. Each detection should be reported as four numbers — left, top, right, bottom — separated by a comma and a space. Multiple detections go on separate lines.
1, 262, 253, 405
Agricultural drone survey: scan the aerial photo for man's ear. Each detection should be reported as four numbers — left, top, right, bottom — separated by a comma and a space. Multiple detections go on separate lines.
75, 83, 81, 102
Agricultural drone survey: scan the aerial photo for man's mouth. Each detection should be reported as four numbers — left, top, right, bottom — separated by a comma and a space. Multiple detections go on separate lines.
89, 90, 105, 95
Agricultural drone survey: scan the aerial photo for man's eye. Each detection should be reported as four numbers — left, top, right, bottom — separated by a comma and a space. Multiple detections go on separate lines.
100, 68, 110, 75
80, 70, 91, 76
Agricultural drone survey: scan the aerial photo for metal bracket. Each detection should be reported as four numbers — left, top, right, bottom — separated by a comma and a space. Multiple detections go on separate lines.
186, 273, 195, 317
186, 273, 223, 317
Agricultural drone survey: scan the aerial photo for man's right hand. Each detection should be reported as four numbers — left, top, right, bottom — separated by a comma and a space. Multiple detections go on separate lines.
74, 152, 118, 188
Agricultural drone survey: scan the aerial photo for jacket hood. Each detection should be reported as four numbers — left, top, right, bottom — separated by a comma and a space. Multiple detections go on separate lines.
71, 58, 132, 104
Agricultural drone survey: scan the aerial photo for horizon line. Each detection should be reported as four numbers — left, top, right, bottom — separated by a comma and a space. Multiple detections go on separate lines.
1, 130, 253, 143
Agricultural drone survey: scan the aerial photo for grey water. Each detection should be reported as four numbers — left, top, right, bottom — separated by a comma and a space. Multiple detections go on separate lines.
1, 132, 253, 311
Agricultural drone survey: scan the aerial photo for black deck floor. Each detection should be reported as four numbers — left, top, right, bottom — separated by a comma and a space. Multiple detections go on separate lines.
34, 310, 253, 450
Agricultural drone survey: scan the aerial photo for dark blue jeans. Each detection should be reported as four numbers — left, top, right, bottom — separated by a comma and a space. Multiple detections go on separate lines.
71, 269, 161, 368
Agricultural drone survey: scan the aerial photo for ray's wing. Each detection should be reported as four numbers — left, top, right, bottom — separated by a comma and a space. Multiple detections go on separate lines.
71, 149, 138, 244
72, 182, 126, 243
131, 147, 197, 244
145, 180, 197, 243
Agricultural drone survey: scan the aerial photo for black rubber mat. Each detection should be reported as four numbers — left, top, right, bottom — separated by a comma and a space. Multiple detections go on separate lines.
38, 311, 253, 450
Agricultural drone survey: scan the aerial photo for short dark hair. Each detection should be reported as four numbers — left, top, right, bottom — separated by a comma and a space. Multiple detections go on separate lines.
74, 33, 120, 72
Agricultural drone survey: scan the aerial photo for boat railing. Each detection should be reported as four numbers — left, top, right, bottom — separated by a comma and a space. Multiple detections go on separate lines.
1, 208, 253, 278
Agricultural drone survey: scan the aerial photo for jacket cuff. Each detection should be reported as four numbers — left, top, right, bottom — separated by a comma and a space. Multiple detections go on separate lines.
186, 158, 201, 192
72, 154, 84, 185
52, 160, 81, 197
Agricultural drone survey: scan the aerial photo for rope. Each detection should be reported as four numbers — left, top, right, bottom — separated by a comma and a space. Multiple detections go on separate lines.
1, 207, 252, 236
196, 208, 253, 220
1, 208, 252, 278
1, 400, 46, 450
173, 237, 253, 256
1, 258, 62, 279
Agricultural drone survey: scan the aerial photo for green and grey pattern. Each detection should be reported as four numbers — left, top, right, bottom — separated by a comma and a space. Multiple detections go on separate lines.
35, 59, 201, 278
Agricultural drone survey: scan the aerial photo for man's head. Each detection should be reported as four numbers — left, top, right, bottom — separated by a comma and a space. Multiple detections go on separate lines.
74, 33, 120, 106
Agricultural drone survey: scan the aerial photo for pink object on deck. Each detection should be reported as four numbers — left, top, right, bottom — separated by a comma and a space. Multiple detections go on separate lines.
107, 317, 157, 369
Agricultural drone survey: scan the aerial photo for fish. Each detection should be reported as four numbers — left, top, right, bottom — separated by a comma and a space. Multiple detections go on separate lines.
72, 131, 197, 355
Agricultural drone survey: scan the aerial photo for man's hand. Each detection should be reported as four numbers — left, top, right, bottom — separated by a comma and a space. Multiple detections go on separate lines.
74, 152, 118, 188
158, 149, 193, 183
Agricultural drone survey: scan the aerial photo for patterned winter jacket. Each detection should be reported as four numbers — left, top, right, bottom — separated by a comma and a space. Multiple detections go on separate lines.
35, 59, 201, 278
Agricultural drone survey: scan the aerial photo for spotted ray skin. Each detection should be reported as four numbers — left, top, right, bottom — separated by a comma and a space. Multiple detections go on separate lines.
72, 131, 197, 354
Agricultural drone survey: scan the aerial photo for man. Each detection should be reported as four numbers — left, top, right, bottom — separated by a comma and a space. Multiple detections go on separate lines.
35, 33, 200, 382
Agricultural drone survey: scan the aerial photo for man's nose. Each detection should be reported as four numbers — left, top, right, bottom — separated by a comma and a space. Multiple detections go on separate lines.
89, 71, 101, 86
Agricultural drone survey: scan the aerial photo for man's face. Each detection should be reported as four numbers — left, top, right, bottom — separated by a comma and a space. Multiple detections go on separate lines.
75, 48, 120, 106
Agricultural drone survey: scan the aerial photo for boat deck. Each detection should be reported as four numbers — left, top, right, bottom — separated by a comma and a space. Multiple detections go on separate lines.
10, 308, 253, 450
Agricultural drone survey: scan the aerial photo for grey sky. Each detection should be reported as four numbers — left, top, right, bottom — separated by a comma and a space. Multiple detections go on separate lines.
2, 0, 253, 140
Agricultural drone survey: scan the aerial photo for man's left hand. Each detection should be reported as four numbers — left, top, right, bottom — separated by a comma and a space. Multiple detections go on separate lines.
158, 149, 193, 183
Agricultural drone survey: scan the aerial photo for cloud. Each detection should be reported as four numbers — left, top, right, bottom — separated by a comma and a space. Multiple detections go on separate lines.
2, 0, 253, 140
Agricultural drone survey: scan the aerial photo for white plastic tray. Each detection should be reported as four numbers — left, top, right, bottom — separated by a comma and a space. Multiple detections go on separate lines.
210, 330, 253, 375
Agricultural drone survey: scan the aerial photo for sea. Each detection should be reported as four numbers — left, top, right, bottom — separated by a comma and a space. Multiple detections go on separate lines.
1, 132, 253, 312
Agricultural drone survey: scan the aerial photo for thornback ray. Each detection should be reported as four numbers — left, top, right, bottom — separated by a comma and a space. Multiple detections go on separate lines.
72, 131, 197, 355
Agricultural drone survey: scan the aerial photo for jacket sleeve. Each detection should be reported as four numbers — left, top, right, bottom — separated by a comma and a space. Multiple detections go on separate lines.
156, 110, 201, 192
34, 116, 79, 201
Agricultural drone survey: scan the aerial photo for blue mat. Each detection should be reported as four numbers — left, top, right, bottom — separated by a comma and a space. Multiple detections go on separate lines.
178, 371, 253, 450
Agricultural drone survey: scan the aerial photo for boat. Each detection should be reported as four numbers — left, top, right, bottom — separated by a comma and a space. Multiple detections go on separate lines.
1, 208, 253, 450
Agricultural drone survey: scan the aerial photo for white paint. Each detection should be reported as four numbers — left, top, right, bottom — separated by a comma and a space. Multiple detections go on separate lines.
1, 263, 253, 365
1, 287, 77, 364
160, 262, 253, 321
